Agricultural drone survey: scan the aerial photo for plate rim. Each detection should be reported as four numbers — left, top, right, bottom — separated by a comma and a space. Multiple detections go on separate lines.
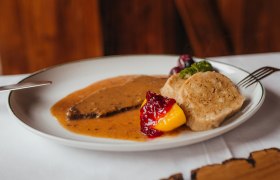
7, 55, 266, 151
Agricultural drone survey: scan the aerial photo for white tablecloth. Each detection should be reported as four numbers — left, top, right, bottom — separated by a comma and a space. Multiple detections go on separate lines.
1, 53, 280, 180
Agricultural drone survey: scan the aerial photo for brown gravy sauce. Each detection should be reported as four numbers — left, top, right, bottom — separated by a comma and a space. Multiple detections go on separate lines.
51, 75, 187, 141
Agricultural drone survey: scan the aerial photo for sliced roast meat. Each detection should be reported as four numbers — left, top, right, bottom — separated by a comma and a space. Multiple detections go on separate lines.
67, 75, 167, 120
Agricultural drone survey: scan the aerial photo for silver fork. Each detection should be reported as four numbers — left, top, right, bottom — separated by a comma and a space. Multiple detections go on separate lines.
237, 66, 280, 88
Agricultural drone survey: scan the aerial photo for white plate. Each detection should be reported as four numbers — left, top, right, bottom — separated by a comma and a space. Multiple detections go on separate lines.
8, 55, 265, 151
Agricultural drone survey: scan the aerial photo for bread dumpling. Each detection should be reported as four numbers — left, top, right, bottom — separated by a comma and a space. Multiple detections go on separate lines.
161, 71, 245, 131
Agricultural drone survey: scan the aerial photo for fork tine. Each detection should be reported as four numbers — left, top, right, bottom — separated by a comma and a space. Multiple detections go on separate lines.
241, 68, 273, 87
237, 67, 267, 86
244, 68, 275, 88
237, 66, 280, 88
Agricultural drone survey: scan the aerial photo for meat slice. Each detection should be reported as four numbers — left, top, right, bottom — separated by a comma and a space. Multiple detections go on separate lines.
161, 71, 244, 131
67, 76, 167, 120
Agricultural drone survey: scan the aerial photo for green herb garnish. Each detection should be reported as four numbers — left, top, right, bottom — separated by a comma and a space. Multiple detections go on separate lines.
179, 60, 213, 78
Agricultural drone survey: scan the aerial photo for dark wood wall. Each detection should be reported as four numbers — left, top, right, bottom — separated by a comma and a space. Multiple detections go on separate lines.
0, 0, 279, 74
100, 0, 188, 55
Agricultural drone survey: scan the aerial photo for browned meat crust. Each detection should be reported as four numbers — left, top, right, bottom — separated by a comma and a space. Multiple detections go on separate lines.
67, 75, 167, 120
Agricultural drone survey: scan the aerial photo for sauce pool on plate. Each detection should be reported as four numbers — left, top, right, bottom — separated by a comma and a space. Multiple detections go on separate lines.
51, 75, 187, 141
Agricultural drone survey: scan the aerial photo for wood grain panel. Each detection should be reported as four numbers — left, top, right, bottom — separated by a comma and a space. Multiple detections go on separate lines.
176, 0, 280, 56
0, 0, 28, 74
100, 0, 188, 55
175, 0, 232, 57
1, 0, 280, 74
0, 0, 103, 74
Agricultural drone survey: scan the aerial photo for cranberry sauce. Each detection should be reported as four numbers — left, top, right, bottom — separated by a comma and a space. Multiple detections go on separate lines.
140, 91, 176, 138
